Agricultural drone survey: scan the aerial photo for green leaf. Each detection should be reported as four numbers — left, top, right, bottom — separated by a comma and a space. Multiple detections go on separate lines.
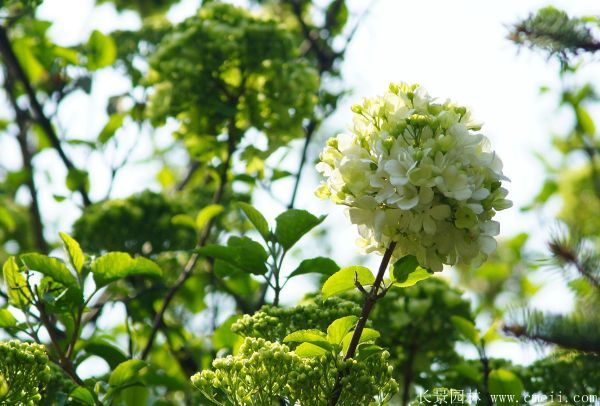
341, 328, 380, 353
13, 38, 45, 82
91, 253, 162, 288
20, 253, 78, 288
284, 329, 329, 345
575, 106, 596, 135
453, 363, 480, 382
196, 236, 268, 275
59, 232, 85, 274
66, 168, 89, 193
288, 257, 340, 279
391, 255, 419, 282
171, 214, 196, 229
68, 387, 96, 405
238, 202, 270, 240
109, 359, 147, 388
98, 113, 125, 144
327, 316, 358, 345
482, 321, 503, 344
80, 339, 127, 370
0, 206, 16, 232
274, 209, 325, 251
87, 30, 117, 70
2, 257, 31, 308
0, 309, 17, 328
322, 266, 374, 299
488, 369, 524, 404
196, 204, 224, 230
451, 316, 480, 345
356, 344, 383, 361
213, 315, 242, 349
393, 268, 434, 288
294, 342, 328, 357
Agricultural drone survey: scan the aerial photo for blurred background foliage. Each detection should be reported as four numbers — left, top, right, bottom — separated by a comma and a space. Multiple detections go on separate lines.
0, 0, 598, 405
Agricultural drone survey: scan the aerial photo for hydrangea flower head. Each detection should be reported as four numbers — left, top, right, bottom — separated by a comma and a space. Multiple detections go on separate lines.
316, 83, 511, 271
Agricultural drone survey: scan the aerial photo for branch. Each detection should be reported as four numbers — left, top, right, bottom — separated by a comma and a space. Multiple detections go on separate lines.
0, 25, 91, 206
288, 120, 316, 209
140, 125, 238, 360
329, 241, 397, 405
3, 67, 48, 253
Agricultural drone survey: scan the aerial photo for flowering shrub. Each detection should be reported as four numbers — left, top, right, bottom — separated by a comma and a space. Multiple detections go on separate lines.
316, 83, 511, 271
191, 335, 398, 405
0, 340, 50, 405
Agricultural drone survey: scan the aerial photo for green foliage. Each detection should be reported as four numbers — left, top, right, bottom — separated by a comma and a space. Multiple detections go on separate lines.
232, 297, 361, 342
0, 340, 50, 405
368, 279, 475, 396
558, 164, 600, 236
91, 252, 162, 288
191, 336, 398, 405
99, 0, 179, 17
510, 6, 600, 64
518, 351, 599, 398
73, 191, 197, 255
147, 2, 319, 158
322, 266, 374, 299
274, 209, 325, 251
508, 310, 600, 353
39, 363, 77, 406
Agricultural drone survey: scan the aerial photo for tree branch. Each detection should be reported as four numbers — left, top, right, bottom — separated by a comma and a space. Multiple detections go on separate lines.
0, 25, 91, 206
3, 67, 48, 253
329, 241, 397, 405
140, 124, 238, 360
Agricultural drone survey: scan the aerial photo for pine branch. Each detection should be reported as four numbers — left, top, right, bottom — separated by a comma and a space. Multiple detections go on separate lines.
505, 311, 600, 354
509, 7, 600, 62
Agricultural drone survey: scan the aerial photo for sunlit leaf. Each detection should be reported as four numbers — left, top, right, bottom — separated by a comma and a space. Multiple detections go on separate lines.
322, 266, 374, 299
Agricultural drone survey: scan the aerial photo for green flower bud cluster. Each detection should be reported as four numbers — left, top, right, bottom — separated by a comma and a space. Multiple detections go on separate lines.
73, 191, 196, 255
191, 337, 398, 405
0, 340, 50, 405
191, 337, 305, 405
316, 83, 511, 271
39, 363, 77, 406
232, 297, 361, 341
147, 2, 319, 157
368, 278, 474, 390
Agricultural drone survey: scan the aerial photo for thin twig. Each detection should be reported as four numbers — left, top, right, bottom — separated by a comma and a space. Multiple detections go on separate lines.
140, 125, 238, 360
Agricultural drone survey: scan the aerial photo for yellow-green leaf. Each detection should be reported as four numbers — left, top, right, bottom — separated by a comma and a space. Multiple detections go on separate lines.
393, 267, 434, 288
86, 30, 117, 70
451, 316, 480, 345
327, 316, 358, 345
2, 257, 31, 308
238, 202, 270, 240
322, 266, 374, 299
59, 232, 85, 274
196, 204, 224, 230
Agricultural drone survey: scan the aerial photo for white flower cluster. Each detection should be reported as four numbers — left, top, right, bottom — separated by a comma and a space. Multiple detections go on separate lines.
316, 83, 511, 272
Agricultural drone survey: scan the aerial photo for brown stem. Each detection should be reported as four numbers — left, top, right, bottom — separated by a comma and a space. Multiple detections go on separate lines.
3, 68, 48, 252
329, 241, 397, 405
36, 295, 84, 385
0, 25, 91, 206
140, 125, 237, 360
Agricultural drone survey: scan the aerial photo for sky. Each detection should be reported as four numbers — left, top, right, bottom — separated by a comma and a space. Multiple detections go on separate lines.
3, 0, 600, 370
